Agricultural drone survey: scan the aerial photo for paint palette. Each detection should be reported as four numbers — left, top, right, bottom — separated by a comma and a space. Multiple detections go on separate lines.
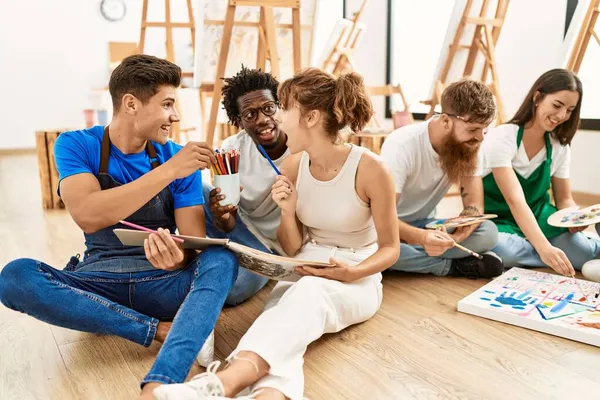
425, 214, 497, 230
547, 204, 600, 228
458, 268, 600, 347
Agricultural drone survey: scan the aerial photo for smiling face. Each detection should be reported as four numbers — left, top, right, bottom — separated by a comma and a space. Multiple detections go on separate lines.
533, 90, 580, 132
448, 116, 489, 152
130, 85, 180, 145
438, 114, 491, 184
237, 89, 281, 148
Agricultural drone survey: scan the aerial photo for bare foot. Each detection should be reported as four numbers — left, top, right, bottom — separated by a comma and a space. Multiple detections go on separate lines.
155, 321, 172, 343
139, 382, 162, 400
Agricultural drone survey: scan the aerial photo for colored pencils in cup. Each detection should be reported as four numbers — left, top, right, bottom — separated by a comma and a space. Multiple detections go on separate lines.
257, 144, 281, 175
119, 220, 185, 243
212, 149, 240, 175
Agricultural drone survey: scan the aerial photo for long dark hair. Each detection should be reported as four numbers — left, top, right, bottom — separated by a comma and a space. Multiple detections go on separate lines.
508, 69, 582, 145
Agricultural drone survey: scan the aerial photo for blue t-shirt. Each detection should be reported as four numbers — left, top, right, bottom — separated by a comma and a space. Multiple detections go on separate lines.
54, 125, 204, 209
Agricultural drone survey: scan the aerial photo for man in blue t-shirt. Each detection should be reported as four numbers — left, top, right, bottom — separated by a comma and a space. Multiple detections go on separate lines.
0, 55, 242, 399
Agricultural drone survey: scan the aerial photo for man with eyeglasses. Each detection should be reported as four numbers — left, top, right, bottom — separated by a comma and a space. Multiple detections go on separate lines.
201, 66, 290, 305
380, 78, 504, 279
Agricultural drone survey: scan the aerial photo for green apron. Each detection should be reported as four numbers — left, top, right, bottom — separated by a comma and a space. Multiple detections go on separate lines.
483, 126, 567, 239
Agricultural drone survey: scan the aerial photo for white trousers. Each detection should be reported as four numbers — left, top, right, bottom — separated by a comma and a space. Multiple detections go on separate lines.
227, 242, 383, 400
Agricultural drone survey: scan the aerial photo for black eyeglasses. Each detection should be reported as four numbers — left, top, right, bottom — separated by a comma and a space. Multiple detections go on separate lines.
240, 101, 279, 123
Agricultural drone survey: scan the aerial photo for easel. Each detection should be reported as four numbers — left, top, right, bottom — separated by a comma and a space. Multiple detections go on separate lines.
205, 0, 303, 147
347, 84, 414, 155
322, 0, 368, 76
567, 0, 600, 73
423, 0, 510, 124
138, 0, 197, 143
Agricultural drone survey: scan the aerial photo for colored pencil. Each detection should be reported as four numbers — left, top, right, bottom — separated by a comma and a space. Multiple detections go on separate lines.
211, 148, 241, 175
225, 152, 232, 174
257, 144, 281, 175
119, 220, 185, 243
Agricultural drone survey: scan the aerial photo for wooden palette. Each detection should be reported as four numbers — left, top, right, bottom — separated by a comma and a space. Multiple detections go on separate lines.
425, 214, 497, 230
548, 204, 600, 228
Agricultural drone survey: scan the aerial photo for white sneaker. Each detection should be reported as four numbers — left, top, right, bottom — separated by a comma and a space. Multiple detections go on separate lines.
153, 361, 225, 400
196, 330, 215, 368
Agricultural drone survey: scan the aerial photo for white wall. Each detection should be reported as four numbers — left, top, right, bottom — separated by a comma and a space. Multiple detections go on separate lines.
0, 0, 146, 150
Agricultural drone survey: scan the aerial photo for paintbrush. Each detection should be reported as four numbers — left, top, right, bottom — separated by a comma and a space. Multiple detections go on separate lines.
571, 274, 588, 300
433, 230, 483, 260
453, 242, 483, 260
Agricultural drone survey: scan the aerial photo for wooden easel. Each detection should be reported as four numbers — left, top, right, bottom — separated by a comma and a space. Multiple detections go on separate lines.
205, 0, 303, 147
567, 0, 600, 73
138, 0, 197, 143
347, 84, 414, 155
423, 0, 510, 123
321, 0, 368, 76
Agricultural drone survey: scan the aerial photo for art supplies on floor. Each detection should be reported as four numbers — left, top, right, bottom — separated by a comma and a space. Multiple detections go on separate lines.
425, 214, 497, 230
547, 204, 600, 228
114, 228, 334, 282
457, 267, 600, 347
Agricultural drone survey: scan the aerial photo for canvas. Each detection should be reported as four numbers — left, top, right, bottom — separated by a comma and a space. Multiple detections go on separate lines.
458, 267, 600, 347
193, 0, 320, 87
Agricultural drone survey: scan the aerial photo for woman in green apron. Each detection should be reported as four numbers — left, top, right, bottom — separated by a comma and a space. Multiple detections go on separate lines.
482, 69, 600, 276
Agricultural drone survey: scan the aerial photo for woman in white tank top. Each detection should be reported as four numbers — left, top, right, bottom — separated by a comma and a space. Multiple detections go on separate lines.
153, 69, 399, 400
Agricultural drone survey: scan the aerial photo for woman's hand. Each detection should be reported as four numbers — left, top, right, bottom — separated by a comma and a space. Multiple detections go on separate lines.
569, 226, 588, 234
295, 258, 359, 282
538, 244, 575, 276
271, 175, 298, 215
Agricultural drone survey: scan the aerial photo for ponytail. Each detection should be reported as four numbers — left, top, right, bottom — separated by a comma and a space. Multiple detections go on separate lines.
334, 72, 374, 134
278, 68, 374, 140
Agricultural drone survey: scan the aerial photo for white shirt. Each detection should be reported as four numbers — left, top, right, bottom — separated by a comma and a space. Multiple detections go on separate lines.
481, 123, 570, 179
221, 131, 290, 248
380, 119, 483, 222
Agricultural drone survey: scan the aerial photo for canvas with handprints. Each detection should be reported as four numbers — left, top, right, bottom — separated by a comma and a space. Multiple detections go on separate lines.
458, 267, 600, 346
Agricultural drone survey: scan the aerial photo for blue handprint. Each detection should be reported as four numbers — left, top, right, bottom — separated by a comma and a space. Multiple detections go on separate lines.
480, 290, 537, 310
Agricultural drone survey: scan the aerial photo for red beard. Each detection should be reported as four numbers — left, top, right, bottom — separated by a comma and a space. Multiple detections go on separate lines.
439, 132, 480, 184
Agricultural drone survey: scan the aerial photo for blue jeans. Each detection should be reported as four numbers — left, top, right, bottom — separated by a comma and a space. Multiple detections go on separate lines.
0, 247, 238, 386
492, 231, 600, 270
203, 182, 269, 305
388, 219, 499, 276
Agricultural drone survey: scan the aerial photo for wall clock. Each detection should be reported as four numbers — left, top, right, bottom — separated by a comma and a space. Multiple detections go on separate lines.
100, 0, 127, 22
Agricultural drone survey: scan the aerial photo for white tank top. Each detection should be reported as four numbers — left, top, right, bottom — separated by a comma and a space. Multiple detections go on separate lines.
295, 144, 377, 250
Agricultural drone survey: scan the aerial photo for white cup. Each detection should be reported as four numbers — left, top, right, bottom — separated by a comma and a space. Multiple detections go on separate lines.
213, 173, 240, 206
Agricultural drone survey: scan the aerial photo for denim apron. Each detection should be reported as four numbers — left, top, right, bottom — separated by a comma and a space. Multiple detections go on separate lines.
66, 126, 177, 273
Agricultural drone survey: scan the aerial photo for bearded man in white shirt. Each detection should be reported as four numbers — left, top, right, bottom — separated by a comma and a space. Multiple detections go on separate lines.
380, 79, 503, 279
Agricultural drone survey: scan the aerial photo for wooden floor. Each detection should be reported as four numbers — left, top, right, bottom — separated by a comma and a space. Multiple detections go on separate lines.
2, 153, 600, 400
